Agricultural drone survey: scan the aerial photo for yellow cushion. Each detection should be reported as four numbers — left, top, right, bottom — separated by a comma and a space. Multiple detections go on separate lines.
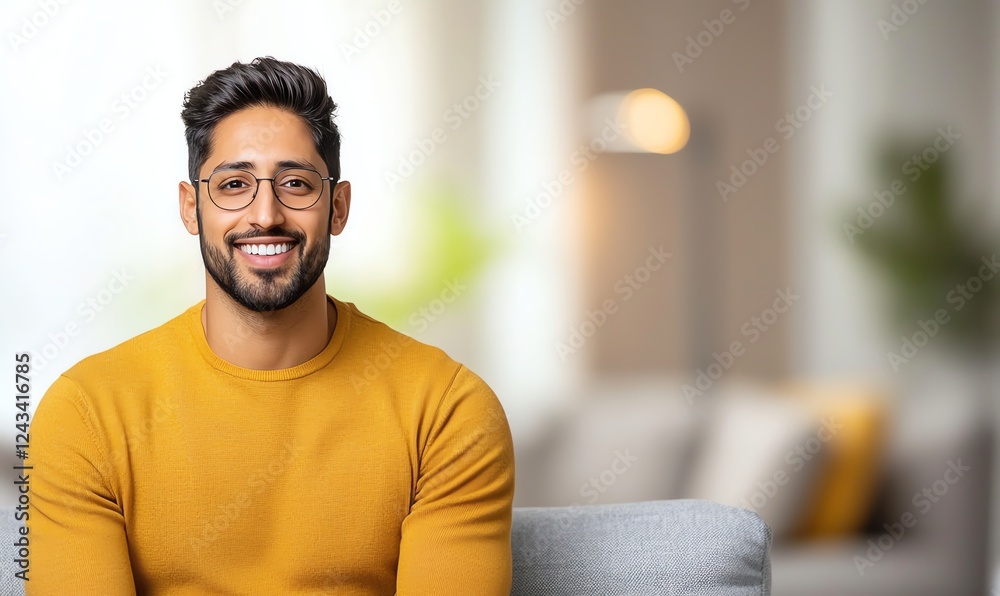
778, 382, 889, 539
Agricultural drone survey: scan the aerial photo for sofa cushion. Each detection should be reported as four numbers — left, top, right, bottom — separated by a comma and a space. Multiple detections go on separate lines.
683, 383, 829, 540
512, 499, 772, 595
515, 377, 705, 507
784, 383, 887, 539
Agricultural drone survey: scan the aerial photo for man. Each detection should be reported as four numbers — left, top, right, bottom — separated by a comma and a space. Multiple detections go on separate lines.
27, 57, 515, 595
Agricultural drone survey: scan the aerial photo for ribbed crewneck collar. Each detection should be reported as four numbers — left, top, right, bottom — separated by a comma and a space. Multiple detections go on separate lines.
185, 293, 350, 381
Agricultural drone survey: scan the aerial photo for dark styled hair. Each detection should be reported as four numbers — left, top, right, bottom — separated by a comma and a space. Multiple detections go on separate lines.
180, 56, 341, 186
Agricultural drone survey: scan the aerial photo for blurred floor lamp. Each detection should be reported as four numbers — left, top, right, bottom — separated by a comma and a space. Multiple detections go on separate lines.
587, 89, 718, 373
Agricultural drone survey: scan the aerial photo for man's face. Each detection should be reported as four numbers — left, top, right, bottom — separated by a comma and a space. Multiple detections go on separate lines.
180, 105, 348, 312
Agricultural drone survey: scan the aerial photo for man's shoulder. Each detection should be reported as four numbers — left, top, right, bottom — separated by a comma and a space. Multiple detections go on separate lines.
336, 299, 472, 383
60, 301, 199, 383
341, 300, 454, 359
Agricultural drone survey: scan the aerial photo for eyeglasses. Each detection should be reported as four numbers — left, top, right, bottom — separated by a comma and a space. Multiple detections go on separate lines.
194, 167, 336, 211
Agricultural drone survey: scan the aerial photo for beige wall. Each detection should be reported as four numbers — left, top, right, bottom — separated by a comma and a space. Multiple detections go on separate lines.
578, 0, 792, 378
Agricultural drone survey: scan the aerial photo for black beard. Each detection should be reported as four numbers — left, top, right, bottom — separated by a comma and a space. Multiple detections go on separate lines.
195, 200, 330, 313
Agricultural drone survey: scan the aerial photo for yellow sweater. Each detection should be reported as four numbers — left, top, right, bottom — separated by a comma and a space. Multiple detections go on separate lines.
26, 294, 515, 595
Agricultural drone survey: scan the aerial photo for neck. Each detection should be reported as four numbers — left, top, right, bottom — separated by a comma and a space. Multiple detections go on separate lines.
200, 276, 336, 370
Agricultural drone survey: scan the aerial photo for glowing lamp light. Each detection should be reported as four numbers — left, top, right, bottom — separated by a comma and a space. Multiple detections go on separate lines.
619, 88, 690, 154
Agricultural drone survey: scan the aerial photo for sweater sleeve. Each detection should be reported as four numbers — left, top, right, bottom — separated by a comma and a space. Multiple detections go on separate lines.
26, 375, 137, 595
396, 365, 515, 595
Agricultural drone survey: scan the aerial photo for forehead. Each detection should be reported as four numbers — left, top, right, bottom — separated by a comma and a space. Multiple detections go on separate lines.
205, 105, 321, 170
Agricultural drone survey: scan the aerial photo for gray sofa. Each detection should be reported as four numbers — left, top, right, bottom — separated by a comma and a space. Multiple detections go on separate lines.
513, 378, 994, 596
0, 499, 772, 595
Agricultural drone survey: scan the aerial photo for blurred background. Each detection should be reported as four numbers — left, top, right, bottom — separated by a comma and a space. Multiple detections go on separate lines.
2, 0, 998, 594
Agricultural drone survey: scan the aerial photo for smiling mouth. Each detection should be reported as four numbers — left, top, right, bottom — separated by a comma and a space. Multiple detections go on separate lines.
231, 239, 301, 269
235, 241, 298, 256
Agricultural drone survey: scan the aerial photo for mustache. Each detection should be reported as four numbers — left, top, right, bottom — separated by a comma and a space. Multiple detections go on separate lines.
226, 228, 305, 245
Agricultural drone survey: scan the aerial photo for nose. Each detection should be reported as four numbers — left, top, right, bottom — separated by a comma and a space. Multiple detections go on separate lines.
245, 178, 285, 229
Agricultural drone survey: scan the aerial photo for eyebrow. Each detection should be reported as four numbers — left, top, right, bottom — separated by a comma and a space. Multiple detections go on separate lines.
212, 159, 319, 173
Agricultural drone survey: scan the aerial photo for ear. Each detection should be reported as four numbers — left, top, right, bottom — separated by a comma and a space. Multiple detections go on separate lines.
179, 181, 199, 235
330, 180, 351, 236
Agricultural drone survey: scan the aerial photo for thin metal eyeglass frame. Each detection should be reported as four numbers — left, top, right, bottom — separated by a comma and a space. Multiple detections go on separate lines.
193, 167, 337, 211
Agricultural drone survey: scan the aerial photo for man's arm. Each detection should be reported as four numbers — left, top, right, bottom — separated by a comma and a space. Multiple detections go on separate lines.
26, 375, 137, 595
396, 365, 515, 595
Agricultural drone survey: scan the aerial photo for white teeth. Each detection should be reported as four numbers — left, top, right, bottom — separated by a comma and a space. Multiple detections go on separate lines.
239, 243, 292, 256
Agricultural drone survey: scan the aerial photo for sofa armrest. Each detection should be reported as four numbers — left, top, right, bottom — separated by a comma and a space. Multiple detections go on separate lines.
0, 507, 24, 595
512, 499, 772, 595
